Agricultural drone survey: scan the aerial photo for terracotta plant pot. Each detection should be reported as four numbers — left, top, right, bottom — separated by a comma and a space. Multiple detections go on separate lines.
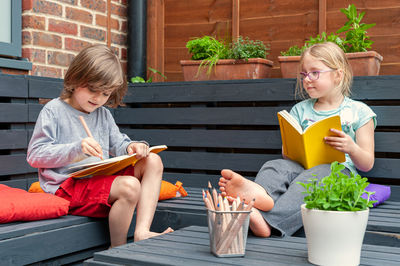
180, 58, 273, 81
277, 56, 301, 79
346, 51, 383, 76
278, 51, 383, 78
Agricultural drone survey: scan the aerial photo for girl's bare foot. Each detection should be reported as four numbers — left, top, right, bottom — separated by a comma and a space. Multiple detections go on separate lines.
249, 208, 271, 237
134, 227, 174, 242
219, 169, 274, 212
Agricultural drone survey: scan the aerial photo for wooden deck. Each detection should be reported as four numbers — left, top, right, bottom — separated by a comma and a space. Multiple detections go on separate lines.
85, 226, 400, 266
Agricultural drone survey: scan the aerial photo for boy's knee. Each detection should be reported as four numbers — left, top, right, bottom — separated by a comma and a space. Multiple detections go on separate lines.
117, 176, 141, 202
146, 153, 163, 169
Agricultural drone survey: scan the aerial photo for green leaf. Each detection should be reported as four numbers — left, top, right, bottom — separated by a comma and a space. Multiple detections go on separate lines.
130, 76, 146, 83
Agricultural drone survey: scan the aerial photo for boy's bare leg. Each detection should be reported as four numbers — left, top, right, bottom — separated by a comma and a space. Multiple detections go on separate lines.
134, 153, 173, 241
108, 175, 141, 247
218, 169, 274, 212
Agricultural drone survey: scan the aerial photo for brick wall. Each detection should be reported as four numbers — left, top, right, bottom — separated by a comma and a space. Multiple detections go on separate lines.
22, 0, 128, 78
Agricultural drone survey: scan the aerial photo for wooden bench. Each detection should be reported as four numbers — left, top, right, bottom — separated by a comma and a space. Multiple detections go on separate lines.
0, 74, 399, 265
85, 226, 400, 266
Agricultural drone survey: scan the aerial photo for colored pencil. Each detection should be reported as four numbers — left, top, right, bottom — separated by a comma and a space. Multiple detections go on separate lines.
78, 116, 103, 160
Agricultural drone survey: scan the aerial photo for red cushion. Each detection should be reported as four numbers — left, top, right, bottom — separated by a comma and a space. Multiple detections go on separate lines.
0, 184, 70, 223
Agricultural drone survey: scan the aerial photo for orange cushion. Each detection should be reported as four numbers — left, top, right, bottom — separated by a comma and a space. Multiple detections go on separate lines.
0, 184, 70, 223
29, 180, 188, 201
159, 180, 188, 201
28, 181, 45, 193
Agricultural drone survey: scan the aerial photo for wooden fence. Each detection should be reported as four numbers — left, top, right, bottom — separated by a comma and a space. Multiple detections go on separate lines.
147, 0, 400, 81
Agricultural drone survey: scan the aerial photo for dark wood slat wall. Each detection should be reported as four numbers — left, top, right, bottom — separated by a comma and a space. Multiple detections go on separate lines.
154, 0, 400, 81
0, 75, 28, 97
0, 75, 63, 180
123, 129, 400, 153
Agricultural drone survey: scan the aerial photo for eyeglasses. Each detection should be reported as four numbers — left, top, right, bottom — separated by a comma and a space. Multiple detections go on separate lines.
300, 69, 335, 81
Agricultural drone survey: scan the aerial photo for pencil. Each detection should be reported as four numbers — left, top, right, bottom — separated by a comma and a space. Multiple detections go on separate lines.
202, 189, 214, 211
216, 198, 255, 254
78, 116, 103, 160
205, 189, 215, 210
212, 188, 218, 209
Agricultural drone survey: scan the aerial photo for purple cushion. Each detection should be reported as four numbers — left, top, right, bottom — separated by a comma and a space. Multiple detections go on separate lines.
361, 183, 391, 207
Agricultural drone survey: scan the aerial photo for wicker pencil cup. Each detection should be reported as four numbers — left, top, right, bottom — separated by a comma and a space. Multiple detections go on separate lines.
207, 208, 251, 257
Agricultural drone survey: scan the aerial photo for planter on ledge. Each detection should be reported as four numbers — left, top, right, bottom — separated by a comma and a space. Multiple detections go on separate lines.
278, 51, 383, 78
180, 58, 274, 81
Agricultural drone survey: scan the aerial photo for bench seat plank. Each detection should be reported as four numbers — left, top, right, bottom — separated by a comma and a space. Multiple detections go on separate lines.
88, 226, 400, 266
0, 215, 95, 241
0, 219, 109, 265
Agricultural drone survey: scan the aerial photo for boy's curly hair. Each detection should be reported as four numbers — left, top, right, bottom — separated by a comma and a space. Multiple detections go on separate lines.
61, 44, 127, 108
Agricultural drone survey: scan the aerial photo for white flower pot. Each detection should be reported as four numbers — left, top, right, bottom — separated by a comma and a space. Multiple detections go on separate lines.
301, 204, 369, 266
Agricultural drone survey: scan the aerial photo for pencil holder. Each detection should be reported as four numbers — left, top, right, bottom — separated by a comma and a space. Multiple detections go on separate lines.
207, 208, 251, 257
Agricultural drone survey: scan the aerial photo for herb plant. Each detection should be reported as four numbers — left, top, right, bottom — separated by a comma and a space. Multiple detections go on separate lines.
280, 32, 344, 56
281, 4, 375, 56
306, 32, 344, 50
227, 36, 269, 60
280, 45, 305, 56
130, 67, 167, 83
336, 4, 375, 53
185, 35, 269, 76
297, 161, 376, 211
186, 36, 229, 75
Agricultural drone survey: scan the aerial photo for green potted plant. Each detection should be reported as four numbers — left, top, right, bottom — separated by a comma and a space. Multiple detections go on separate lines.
298, 161, 376, 266
180, 36, 273, 81
279, 4, 383, 78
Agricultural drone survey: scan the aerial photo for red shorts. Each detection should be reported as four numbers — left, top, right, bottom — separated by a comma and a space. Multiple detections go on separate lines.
55, 165, 135, 218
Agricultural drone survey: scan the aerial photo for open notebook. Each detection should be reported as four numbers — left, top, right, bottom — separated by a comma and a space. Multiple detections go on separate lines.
69, 145, 167, 178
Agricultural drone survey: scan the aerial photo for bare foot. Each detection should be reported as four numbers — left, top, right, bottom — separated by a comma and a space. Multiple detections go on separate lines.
219, 169, 274, 212
134, 227, 174, 242
249, 208, 271, 237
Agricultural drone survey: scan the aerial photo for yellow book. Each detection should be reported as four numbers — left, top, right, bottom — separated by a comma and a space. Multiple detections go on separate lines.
277, 110, 345, 169
68, 145, 167, 178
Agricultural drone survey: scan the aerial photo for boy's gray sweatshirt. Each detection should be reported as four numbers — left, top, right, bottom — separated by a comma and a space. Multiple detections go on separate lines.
27, 98, 135, 194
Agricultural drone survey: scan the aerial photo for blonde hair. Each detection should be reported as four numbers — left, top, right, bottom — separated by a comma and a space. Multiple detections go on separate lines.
61, 44, 127, 108
295, 42, 353, 99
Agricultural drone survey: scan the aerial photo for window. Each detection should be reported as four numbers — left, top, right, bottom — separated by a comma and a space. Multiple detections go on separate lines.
0, 0, 21, 57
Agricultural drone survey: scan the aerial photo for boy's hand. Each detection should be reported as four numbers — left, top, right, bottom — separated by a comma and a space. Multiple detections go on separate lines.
127, 142, 149, 159
81, 137, 103, 159
324, 128, 356, 154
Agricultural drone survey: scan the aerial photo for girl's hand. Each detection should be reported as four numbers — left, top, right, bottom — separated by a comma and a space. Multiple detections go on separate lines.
81, 137, 103, 159
324, 128, 356, 154
127, 142, 149, 159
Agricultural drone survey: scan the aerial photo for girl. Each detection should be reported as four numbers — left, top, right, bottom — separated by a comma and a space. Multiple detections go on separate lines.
218, 42, 376, 237
27, 44, 173, 247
